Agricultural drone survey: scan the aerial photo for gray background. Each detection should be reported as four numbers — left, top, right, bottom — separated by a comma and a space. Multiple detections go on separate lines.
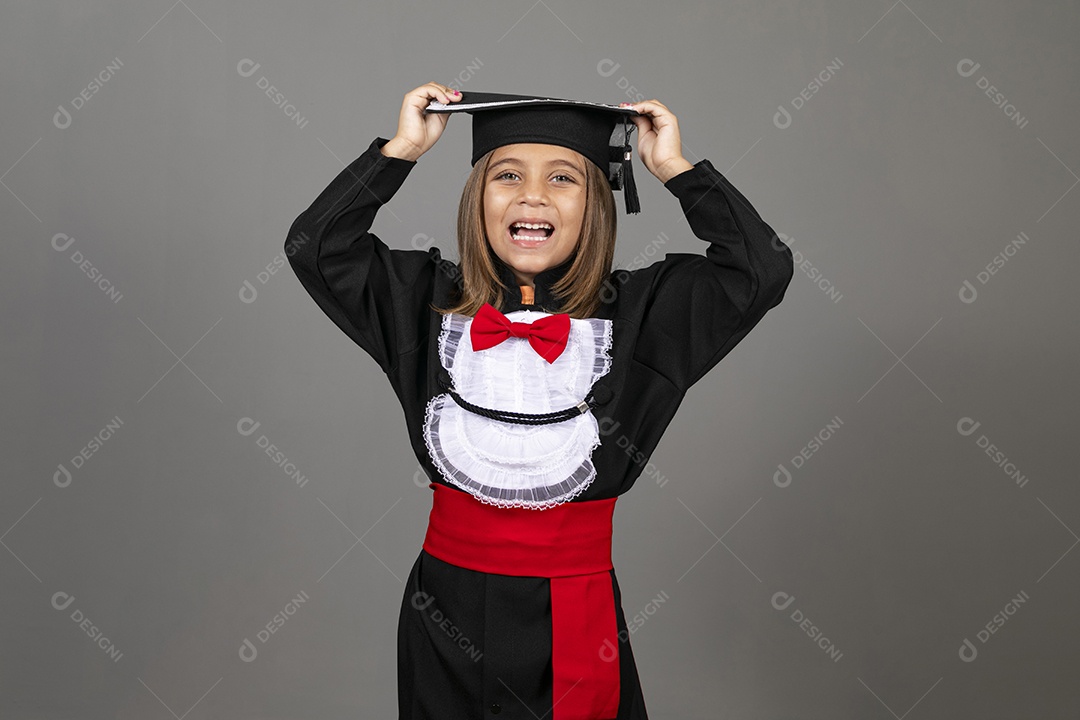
3, 1, 1077, 718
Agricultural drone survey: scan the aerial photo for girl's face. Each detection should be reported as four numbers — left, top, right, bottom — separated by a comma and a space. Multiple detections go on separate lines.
483, 143, 587, 288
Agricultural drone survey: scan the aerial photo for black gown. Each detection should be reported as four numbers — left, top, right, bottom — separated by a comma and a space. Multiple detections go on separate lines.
285, 136, 794, 719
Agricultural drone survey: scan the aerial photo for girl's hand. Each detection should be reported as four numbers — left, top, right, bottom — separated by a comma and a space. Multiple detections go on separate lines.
621, 100, 694, 184
382, 82, 462, 161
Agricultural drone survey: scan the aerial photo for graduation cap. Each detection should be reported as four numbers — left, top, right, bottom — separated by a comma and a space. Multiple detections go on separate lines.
426, 91, 642, 214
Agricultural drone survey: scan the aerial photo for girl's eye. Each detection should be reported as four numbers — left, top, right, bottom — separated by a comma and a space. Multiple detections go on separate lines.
494, 172, 575, 183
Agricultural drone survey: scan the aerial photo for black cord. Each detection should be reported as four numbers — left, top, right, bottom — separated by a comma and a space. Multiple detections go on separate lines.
437, 372, 601, 426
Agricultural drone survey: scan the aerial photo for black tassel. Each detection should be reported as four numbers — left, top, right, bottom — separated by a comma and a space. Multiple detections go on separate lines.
620, 117, 640, 214
621, 145, 640, 214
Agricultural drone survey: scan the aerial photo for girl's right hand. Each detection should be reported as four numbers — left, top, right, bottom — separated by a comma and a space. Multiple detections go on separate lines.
382, 82, 462, 161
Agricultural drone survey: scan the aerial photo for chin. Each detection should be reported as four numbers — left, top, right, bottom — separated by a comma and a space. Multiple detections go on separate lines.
509, 250, 563, 268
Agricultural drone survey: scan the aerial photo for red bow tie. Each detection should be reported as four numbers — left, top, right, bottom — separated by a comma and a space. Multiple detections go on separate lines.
470, 303, 571, 364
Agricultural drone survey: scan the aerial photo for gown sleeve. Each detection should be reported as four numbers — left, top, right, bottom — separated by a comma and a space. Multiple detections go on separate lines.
284, 136, 435, 375
632, 159, 795, 392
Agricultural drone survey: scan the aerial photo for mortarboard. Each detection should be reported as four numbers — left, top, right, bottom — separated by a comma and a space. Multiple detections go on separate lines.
425, 91, 642, 214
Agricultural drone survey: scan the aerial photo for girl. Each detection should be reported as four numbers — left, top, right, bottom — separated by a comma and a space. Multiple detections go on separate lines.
285, 82, 794, 720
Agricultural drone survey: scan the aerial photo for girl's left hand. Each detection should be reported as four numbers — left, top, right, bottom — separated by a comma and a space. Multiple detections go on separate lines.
621, 100, 694, 183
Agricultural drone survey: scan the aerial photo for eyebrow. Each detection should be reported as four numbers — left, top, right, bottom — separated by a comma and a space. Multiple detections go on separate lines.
488, 157, 584, 174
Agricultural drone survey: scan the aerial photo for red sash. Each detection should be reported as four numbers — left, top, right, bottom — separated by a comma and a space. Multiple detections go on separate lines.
422, 482, 621, 720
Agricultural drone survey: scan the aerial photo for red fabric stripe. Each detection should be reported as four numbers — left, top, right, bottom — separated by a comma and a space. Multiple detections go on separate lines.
551, 574, 621, 719
422, 483, 621, 719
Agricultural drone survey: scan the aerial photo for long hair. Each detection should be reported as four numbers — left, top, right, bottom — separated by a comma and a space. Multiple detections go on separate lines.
430, 146, 617, 319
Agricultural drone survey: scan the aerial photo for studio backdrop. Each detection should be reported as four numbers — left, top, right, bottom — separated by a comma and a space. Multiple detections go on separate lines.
3, 1, 1078, 718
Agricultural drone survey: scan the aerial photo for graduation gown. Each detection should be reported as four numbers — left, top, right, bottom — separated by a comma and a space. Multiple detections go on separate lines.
285, 136, 794, 719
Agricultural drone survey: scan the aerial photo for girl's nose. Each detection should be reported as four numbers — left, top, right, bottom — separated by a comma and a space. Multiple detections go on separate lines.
517, 177, 549, 204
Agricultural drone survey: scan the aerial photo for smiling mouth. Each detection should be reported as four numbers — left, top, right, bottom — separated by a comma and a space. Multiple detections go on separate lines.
508, 223, 555, 246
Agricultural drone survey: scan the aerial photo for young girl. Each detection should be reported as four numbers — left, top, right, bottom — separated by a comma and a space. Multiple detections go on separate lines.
285, 82, 794, 720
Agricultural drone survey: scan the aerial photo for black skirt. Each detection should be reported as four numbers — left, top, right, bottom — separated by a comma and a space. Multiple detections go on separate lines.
397, 549, 650, 719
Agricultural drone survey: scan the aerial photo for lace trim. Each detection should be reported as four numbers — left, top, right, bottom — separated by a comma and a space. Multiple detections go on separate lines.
423, 394, 604, 510
585, 317, 613, 384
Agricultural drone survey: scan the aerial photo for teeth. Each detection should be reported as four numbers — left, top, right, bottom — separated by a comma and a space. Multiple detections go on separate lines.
511, 222, 554, 230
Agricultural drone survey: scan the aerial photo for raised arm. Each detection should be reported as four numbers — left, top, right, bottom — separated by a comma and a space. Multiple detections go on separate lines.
633, 160, 794, 391
284, 83, 463, 374
621, 99, 794, 392
284, 137, 431, 374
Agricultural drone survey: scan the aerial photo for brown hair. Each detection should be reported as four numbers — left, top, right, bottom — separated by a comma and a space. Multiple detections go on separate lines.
430, 146, 617, 319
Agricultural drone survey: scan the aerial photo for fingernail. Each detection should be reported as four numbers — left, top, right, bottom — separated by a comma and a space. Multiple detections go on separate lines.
453, 90, 460, 95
